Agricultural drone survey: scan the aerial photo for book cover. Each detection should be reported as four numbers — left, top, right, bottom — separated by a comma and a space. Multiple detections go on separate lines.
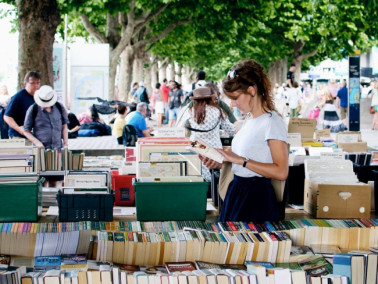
187, 138, 224, 163
60, 254, 87, 271
298, 255, 332, 277
165, 261, 196, 273
332, 253, 352, 283
0, 255, 11, 268
34, 256, 61, 271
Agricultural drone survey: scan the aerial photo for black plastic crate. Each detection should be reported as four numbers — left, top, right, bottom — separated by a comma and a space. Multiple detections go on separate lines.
57, 191, 114, 221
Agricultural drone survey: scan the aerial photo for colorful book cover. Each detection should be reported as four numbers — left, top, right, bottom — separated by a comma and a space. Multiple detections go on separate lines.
34, 256, 61, 271
299, 255, 333, 277
165, 261, 196, 273
273, 262, 302, 270
196, 260, 246, 270
0, 255, 11, 268
332, 253, 352, 283
61, 254, 87, 270
245, 261, 274, 269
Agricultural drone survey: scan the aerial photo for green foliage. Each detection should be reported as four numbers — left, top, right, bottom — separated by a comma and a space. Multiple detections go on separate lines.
2, 0, 378, 82
0, 2, 18, 32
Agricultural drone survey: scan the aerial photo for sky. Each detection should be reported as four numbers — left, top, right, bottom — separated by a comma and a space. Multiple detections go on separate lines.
0, 3, 18, 94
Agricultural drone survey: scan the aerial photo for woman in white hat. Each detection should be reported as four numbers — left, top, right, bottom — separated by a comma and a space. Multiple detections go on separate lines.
23, 85, 68, 149
177, 86, 235, 181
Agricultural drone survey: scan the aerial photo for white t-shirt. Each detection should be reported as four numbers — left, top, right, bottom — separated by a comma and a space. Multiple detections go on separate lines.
231, 111, 287, 177
287, 88, 300, 109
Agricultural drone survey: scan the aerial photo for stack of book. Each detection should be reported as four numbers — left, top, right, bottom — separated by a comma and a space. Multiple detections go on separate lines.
1, 219, 377, 257
136, 137, 203, 182
88, 229, 292, 265
0, 143, 39, 173
0, 154, 35, 174
0, 252, 376, 284
345, 152, 372, 165
39, 148, 84, 172
41, 187, 60, 207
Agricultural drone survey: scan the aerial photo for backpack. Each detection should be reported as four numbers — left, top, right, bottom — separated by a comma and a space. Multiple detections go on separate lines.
122, 124, 138, 146
140, 88, 149, 104
31, 102, 64, 124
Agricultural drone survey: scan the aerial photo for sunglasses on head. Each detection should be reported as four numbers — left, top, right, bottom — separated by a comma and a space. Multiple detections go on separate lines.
227, 69, 255, 86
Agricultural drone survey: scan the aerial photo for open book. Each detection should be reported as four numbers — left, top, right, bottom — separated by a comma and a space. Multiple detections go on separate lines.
187, 137, 224, 163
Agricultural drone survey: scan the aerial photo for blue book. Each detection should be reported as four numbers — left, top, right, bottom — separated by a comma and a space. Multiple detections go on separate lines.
264, 221, 275, 232
333, 253, 352, 283
34, 256, 62, 271
1, 223, 8, 233
244, 261, 274, 269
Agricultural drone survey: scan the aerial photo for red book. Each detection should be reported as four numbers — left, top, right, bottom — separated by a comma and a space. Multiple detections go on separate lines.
360, 218, 375, 227
247, 222, 258, 232
227, 221, 238, 231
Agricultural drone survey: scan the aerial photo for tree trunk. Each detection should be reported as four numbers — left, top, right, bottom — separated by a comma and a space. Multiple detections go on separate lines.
184, 65, 195, 84
292, 57, 302, 83
118, 46, 135, 101
151, 55, 158, 89
144, 53, 152, 95
159, 59, 169, 82
169, 61, 176, 81
268, 61, 278, 85
133, 49, 144, 84
108, 53, 119, 101
291, 40, 317, 84
268, 58, 287, 85
177, 63, 183, 84
17, 0, 61, 90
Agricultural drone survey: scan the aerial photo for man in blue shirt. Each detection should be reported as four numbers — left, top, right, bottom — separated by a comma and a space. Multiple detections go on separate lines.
337, 80, 348, 120
127, 102, 152, 137
4, 71, 41, 138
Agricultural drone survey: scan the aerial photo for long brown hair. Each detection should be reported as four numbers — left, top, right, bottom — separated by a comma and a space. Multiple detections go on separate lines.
192, 97, 223, 124
323, 88, 334, 103
222, 59, 277, 114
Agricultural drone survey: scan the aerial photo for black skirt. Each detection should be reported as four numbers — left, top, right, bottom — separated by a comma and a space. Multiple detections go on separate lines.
218, 175, 280, 222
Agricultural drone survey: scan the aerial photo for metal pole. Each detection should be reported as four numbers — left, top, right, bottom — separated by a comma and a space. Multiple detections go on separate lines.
64, 14, 69, 108
348, 55, 361, 131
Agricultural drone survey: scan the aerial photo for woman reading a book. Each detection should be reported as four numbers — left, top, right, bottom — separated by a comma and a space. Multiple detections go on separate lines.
201, 59, 288, 222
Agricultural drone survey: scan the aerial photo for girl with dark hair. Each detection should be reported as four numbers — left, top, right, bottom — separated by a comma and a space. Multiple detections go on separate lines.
168, 80, 184, 127
201, 59, 288, 222
89, 105, 104, 123
178, 86, 235, 181
78, 105, 111, 136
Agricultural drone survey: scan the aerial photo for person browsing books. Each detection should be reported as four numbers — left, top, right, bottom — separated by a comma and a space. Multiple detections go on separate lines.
23, 85, 68, 149
201, 59, 288, 222
177, 86, 235, 182
23, 85, 69, 187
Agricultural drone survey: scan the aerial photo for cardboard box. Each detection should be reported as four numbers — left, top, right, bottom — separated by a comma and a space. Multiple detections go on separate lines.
315, 129, 331, 139
336, 131, 361, 142
304, 179, 371, 218
288, 118, 316, 141
338, 142, 367, 153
